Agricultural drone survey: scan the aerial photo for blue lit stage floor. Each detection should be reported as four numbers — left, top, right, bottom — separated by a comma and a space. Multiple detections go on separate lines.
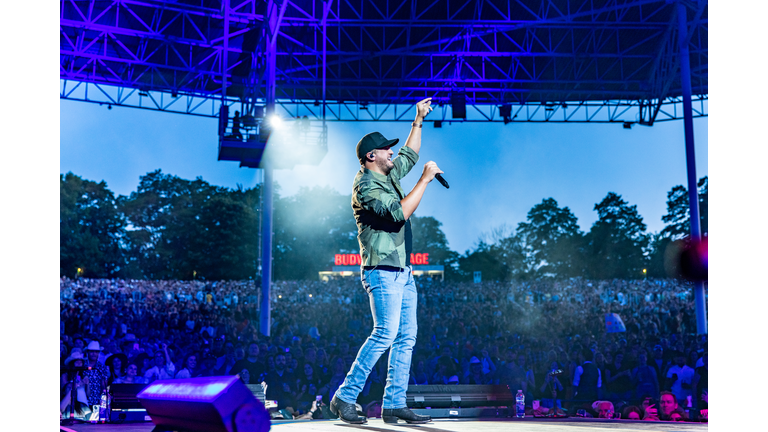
61, 417, 707, 432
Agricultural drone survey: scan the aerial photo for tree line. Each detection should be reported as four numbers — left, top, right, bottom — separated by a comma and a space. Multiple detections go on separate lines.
60, 170, 707, 282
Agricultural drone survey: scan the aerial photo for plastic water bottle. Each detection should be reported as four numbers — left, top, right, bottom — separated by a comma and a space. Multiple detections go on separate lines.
515, 390, 525, 418
99, 390, 107, 423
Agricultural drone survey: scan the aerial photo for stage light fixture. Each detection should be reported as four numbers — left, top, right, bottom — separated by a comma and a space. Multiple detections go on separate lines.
434, 121, 442, 128
268, 114, 283, 128
360, 102, 369, 110
451, 92, 466, 119
139, 91, 149, 97
623, 122, 632, 129
499, 105, 512, 124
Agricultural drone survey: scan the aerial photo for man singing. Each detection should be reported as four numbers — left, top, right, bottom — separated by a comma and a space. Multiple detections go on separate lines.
330, 98, 441, 424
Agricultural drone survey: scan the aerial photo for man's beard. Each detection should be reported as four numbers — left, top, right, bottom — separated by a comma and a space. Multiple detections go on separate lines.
376, 157, 394, 175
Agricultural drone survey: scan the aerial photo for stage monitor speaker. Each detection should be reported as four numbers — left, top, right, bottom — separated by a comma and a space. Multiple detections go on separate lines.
406, 384, 514, 408
451, 93, 466, 119
110, 383, 148, 410
137, 376, 270, 432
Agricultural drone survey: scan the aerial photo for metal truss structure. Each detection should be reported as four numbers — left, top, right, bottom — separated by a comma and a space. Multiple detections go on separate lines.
60, 79, 706, 124
60, 0, 707, 124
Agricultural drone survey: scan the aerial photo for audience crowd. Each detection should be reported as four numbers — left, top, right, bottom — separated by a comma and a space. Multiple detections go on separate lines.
60, 276, 708, 422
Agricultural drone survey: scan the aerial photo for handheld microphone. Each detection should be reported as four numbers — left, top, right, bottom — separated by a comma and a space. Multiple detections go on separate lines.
435, 173, 449, 189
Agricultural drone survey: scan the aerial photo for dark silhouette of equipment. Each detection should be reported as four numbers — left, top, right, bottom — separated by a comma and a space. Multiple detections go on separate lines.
137, 376, 270, 432
406, 385, 514, 418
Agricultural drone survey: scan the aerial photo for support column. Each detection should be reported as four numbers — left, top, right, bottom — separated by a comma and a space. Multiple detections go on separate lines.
259, 0, 280, 338
677, 1, 707, 334
260, 166, 274, 337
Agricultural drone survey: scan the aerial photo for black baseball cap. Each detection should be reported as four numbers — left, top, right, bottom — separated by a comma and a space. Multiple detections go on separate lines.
356, 132, 399, 164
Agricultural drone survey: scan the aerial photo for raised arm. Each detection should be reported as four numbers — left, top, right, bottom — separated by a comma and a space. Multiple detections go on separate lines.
404, 98, 433, 154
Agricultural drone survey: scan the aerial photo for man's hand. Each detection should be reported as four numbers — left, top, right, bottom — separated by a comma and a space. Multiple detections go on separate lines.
643, 404, 659, 421
415, 97, 433, 121
420, 161, 444, 183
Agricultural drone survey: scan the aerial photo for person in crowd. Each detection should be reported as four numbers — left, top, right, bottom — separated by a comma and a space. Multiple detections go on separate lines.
113, 362, 149, 384
658, 391, 687, 421
622, 405, 642, 420
263, 354, 295, 409
409, 359, 429, 385
497, 350, 525, 391
197, 353, 218, 377
82, 341, 110, 407
665, 354, 694, 403
432, 355, 459, 385
692, 352, 708, 410
294, 362, 325, 411
594, 400, 615, 419
230, 342, 265, 382
133, 353, 151, 376
324, 356, 348, 403
105, 353, 128, 386
539, 362, 564, 410
464, 356, 492, 384
605, 351, 633, 401
144, 344, 175, 382
648, 345, 667, 385
61, 352, 91, 418
517, 354, 536, 403
572, 348, 602, 405
215, 343, 238, 375
175, 353, 198, 379
631, 352, 659, 401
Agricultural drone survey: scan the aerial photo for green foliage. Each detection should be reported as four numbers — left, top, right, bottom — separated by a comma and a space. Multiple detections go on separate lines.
409, 215, 459, 267
661, 176, 708, 240
584, 192, 648, 279
455, 241, 509, 282
516, 198, 584, 278
273, 186, 358, 280
60, 173, 126, 278
119, 170, 260, 280
60, 169, 706, 282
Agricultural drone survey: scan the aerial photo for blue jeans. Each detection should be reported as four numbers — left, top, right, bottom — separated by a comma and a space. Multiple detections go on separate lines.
334, 266, 417, 409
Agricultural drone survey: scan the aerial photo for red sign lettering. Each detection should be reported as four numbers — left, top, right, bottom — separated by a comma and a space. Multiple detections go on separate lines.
335, 253, 427, 265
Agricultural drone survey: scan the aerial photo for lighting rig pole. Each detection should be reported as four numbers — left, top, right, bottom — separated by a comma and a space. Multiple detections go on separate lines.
677, 1, 707, 334
259, 0, 284, 337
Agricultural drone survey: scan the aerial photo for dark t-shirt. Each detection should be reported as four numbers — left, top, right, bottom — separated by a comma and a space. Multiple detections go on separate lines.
606, 364, 633, 393
263, 371, 296, 408
230, 359, 265, 382
405, 219, 412, 266
695, 366, 708, 408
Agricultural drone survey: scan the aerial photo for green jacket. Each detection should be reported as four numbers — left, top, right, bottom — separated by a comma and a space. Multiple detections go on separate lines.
352, 145, 419, 268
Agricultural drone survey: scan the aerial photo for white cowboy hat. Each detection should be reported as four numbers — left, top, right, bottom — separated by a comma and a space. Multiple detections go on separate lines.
85, 341, 104, 352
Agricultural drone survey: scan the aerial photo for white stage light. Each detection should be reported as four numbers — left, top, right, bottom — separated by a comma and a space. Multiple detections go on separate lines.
268, 114, 283, 128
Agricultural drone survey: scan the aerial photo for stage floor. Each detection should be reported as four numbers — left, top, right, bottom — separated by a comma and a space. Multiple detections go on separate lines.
61, 418, 708, 432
